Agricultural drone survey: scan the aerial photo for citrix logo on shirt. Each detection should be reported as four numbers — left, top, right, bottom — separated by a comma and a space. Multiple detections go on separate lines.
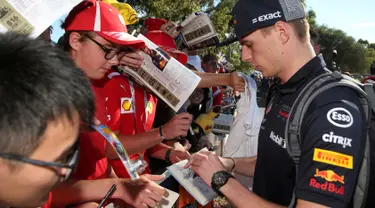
269, 131, 286, 148
327, 107, 353, 128
252, 11, 282, 24
322, 132, 352, 148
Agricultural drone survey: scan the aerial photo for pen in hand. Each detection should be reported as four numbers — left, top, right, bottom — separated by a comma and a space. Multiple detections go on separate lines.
97, 184, 117, 208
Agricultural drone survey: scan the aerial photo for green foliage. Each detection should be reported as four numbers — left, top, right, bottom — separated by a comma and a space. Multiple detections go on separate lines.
127, 0, 254, 72
314, 24, 374, 74
226, 42, 254, 74
365, 48, 375, 72
358, 39, 370, 47
369, 43, 375, 50
307, 10, 317, 28
125, 0, 373, 74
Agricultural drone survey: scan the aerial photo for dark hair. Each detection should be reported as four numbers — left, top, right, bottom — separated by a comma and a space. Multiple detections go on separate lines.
57, 31, 94, 51
186, 63, 198, 71
202, 54, 218, 64
0, 32, 95, 157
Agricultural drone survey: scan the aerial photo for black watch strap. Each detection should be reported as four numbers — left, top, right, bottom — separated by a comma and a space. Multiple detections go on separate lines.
165, 148, 174, 164
211, 171, 234, 197
159, 126, 167, 142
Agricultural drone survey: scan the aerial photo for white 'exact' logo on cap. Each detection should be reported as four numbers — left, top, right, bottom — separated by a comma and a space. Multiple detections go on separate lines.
252, 11, 282, 24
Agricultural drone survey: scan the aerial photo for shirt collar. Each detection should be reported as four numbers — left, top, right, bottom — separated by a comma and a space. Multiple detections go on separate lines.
280, 54, 326, 92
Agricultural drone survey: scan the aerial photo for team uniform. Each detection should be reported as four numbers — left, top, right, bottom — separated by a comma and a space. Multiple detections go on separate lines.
253, 55, 365, 207
104, 70, 157, 178
72, 81, 110, 180
212, 86, 223, 106
41, 193, 53, 208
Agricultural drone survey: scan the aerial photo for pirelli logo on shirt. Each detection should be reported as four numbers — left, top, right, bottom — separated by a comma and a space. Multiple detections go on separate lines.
313, 148, 353, 169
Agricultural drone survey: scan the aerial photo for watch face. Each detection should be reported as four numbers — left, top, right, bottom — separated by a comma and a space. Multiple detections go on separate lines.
212, 171, 233, 196
213, 171, 230, 186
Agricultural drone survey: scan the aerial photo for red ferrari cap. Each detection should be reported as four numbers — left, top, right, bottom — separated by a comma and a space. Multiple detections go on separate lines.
64, 0, 145, 49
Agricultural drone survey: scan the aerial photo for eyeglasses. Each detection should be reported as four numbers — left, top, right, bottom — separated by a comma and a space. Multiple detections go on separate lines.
0, 141, 80, 181
85, 35, 126, 60
210, 62, 219, 70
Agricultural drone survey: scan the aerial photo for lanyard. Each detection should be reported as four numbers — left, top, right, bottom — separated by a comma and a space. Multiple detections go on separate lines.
144, 90, 148, 122
128, 80, 148, 133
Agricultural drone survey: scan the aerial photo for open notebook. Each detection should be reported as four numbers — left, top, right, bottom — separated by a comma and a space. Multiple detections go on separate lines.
167, 159, 217, 206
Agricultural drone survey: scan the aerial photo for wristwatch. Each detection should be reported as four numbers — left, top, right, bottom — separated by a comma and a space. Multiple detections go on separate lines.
165, 147, 175, 164
159, 126, 167, 142
211, 171, 234, 196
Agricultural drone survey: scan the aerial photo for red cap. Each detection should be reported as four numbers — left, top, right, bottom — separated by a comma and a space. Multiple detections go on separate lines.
64, 0, 145, 49
144, 31, 188, 65
145, 18, 168, 31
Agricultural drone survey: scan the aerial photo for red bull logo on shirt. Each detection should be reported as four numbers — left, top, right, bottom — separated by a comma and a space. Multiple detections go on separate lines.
310, 169, 345, 195
314, 168, 345, 184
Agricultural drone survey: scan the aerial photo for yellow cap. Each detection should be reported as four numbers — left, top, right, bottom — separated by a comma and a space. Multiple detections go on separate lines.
102, 0, 139, 25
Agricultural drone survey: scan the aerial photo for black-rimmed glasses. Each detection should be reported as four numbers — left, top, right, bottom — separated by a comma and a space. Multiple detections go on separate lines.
210, 62, 220, 70
0, 141, 80, 181
85, 36, 126, 60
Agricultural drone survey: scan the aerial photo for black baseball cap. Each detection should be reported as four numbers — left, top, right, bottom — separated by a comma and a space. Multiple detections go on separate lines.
232, 0, 306, 39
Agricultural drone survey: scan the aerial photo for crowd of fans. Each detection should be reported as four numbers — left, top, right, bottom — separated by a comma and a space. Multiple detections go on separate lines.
0, 0, 373, 208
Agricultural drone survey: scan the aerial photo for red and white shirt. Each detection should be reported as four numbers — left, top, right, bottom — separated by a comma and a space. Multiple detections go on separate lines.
104, 70, 157, 178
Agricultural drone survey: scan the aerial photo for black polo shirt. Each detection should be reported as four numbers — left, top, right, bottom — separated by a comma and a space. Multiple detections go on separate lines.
253, 55, 365, 208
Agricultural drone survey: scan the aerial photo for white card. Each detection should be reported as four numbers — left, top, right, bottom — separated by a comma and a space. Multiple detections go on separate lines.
158, 188, 179, 208
156, 170, 172, 185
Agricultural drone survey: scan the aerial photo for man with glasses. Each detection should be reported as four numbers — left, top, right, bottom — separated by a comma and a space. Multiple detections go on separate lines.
199, 54, 222, 114
53, 1, 166, 207
0, 32, 94, 208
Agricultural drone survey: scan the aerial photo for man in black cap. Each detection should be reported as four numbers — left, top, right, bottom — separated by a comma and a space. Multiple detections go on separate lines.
186, 0, 365, 207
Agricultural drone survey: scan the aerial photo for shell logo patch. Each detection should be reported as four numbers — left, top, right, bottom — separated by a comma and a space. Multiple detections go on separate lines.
121, 97, 133, 114
123, 100, 131, 111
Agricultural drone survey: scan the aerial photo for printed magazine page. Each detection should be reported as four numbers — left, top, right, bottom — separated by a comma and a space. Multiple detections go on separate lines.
121, 33, 201, 111
0, 0, 82, 37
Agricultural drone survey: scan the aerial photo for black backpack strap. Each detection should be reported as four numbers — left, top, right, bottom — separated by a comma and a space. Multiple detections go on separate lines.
364, 83, 375, 114
286, 72, 342, 208
286, 72, 342, 164
286, 71, 371, 208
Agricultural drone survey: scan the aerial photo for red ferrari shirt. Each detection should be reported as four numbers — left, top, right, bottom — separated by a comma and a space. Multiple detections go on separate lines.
104, 71, 157, 178
72, 81, 110, 180
41, 192, 52, 208
212, 86, 223, 106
